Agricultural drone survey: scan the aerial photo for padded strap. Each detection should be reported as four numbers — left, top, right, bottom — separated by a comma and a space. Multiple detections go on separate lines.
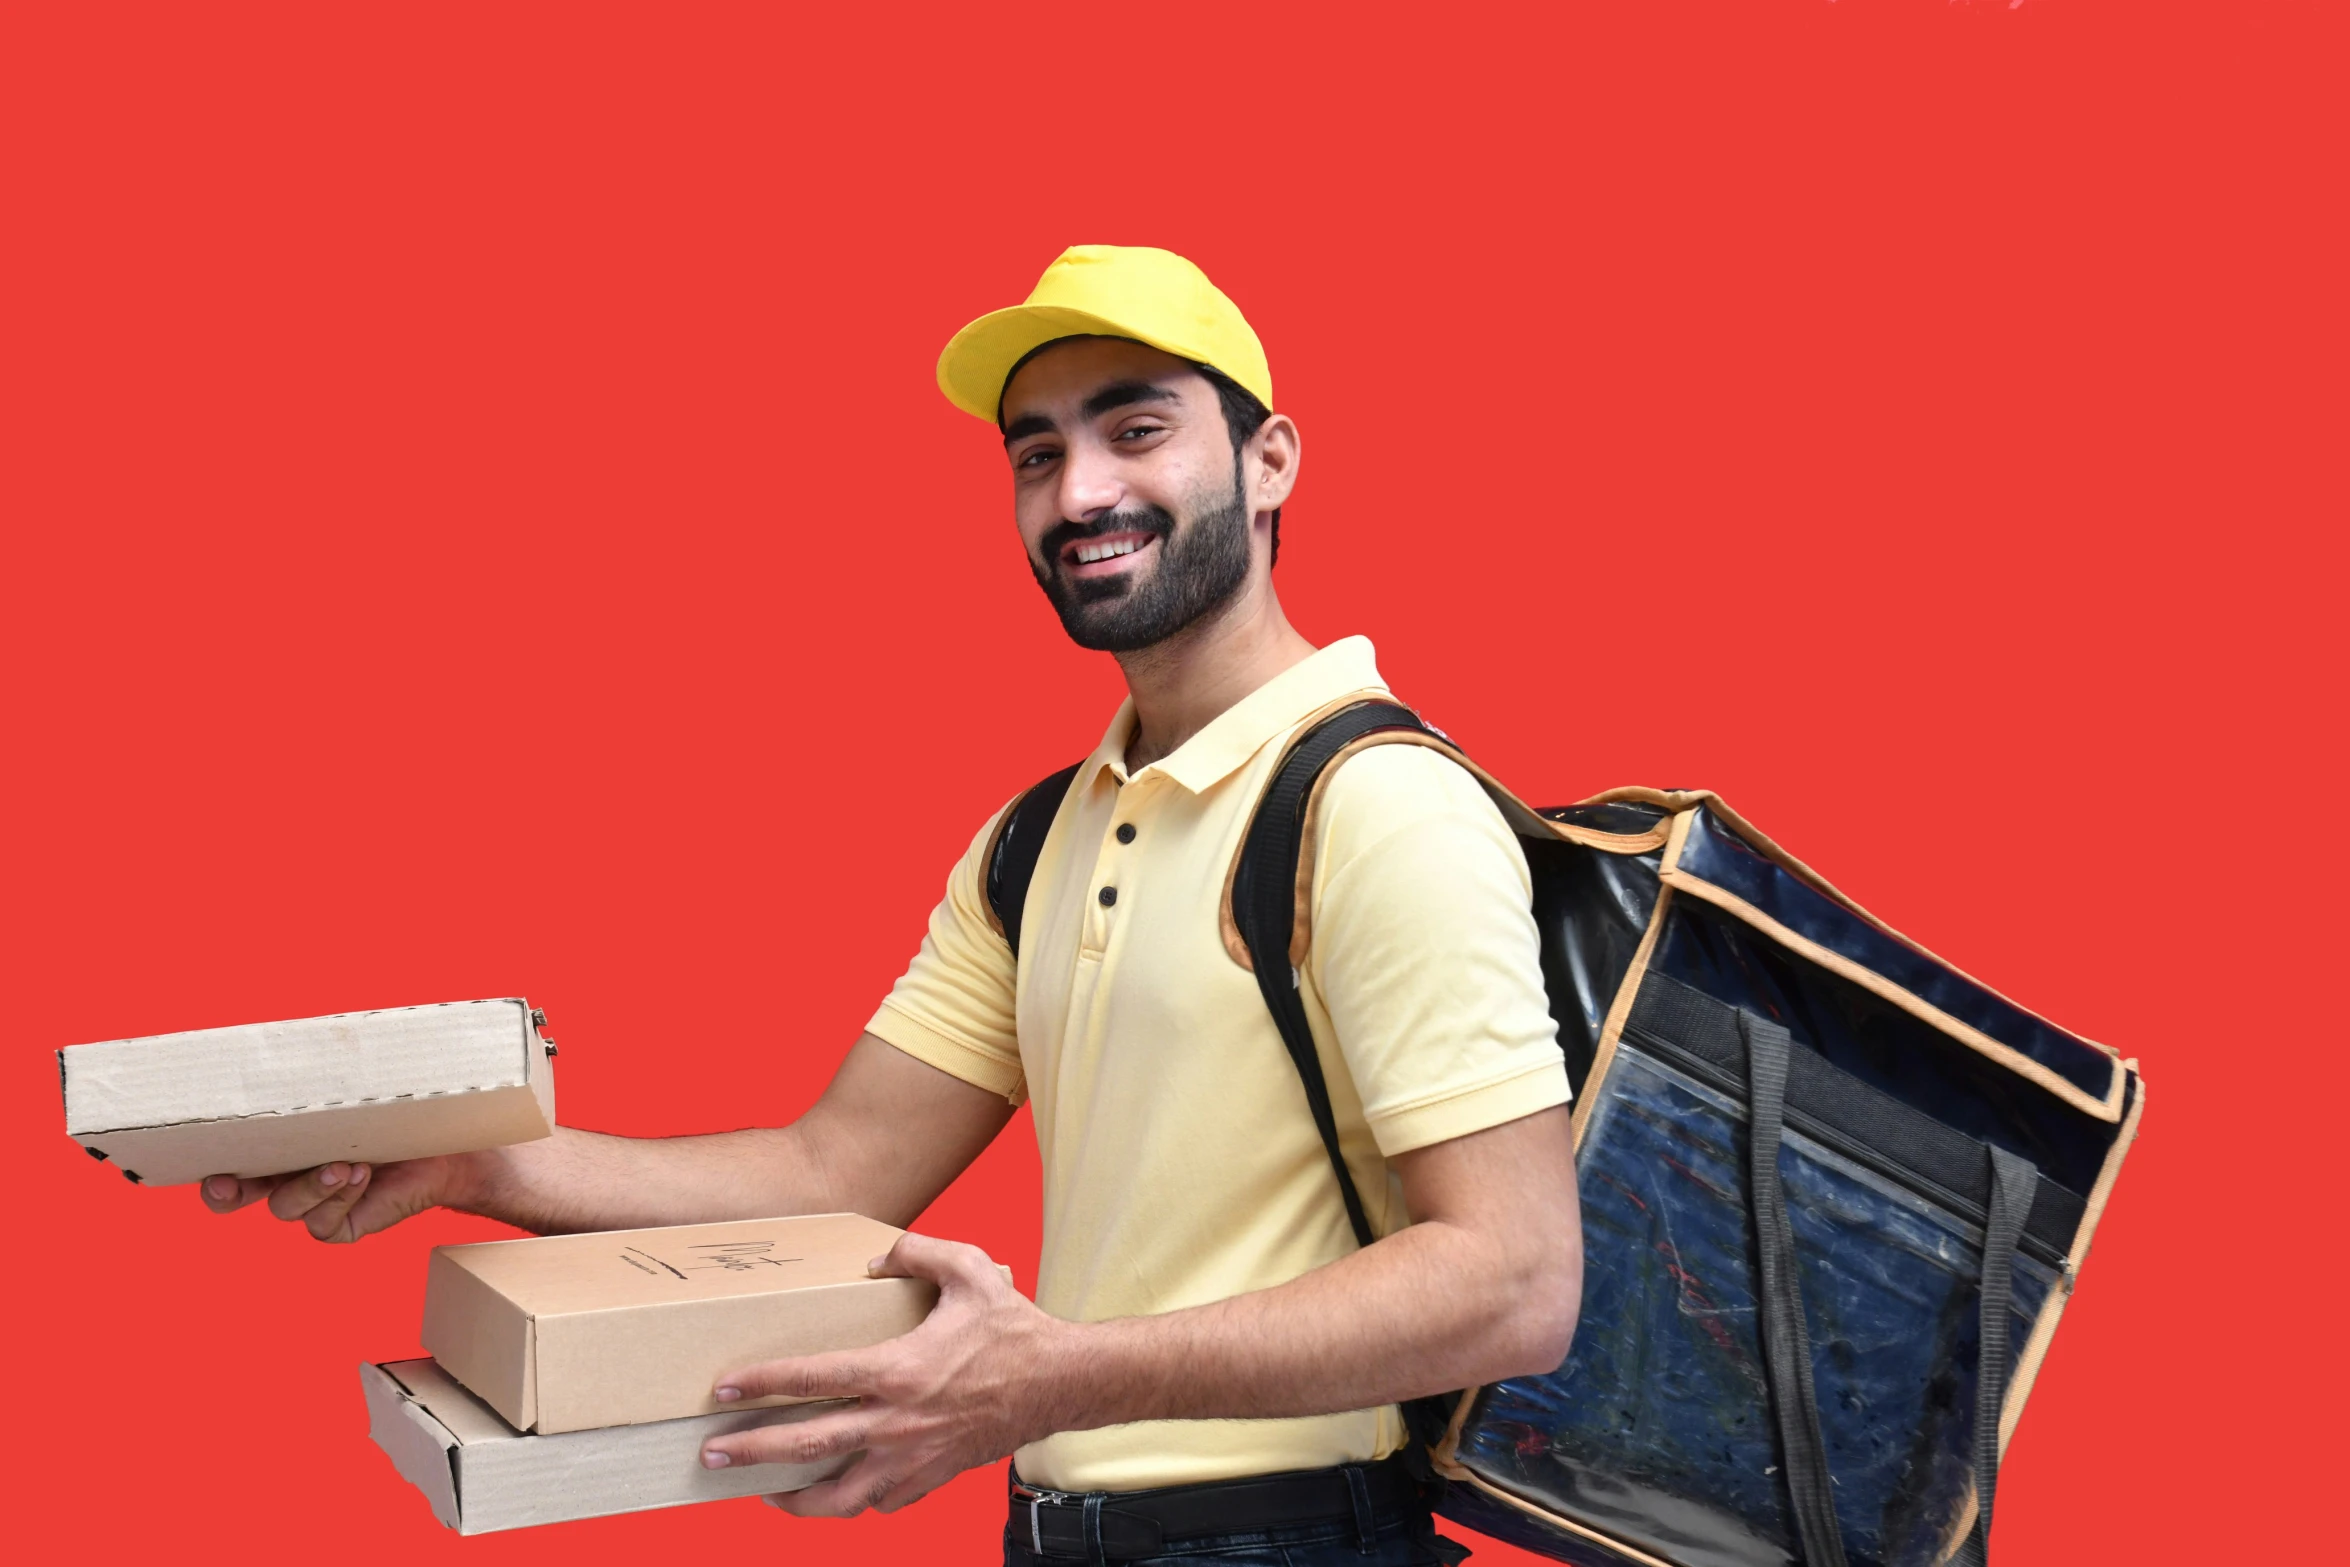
987, 762, 1082, 961
1233, 700, 1429, 1250
1955, 1144, 2038, 1566
1740, 1010, 1851, 1567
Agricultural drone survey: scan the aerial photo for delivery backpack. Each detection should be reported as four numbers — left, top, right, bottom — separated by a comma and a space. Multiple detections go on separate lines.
987, 698, 2144, 1567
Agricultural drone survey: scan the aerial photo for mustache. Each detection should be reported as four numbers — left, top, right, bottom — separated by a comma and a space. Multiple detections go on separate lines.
1038, 506, 1176, 568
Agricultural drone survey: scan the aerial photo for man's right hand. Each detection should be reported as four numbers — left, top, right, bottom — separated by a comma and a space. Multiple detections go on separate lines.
187, 1034, 1017, 1246
198, 1153, 477, 1244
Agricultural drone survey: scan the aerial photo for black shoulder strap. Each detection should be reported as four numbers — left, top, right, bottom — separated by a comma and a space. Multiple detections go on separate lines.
987, 762, 1082, 960
1232, 700, 1431, 1249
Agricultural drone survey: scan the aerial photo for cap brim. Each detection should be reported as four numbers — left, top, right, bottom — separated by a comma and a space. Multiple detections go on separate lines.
935, 303, 1199, 422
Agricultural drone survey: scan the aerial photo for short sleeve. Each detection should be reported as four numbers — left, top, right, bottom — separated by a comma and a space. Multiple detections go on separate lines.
865, 805, 1027, 1104
1307, 745, 1570, 1157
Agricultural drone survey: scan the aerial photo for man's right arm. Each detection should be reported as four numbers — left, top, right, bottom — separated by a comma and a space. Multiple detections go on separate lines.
199, 1031, 1017, 1244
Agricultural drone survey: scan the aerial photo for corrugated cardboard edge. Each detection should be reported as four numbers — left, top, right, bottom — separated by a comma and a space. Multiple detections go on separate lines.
62, 998, 539, 1131
361, 1362, 462, 1531
524, 1009, 557, 1129
364, 1359, 862, 1535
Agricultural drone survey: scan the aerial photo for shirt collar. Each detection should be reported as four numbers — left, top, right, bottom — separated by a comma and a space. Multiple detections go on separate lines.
1077, 635, 1390, 796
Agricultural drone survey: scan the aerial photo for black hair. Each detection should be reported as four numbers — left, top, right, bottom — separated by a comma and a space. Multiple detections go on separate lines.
998, 336, 1284, 567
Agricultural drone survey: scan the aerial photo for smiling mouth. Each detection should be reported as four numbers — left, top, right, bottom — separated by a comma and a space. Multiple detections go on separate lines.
1062, 531, 1158, 575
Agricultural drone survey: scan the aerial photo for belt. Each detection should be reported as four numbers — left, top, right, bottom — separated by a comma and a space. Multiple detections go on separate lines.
1009, 1455, 1424, 1561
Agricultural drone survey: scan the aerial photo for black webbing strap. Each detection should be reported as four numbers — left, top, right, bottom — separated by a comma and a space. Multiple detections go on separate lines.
1955, 1143, 2038, 1567
1233, 700, 1430, 1250
1740, 1006, 2039, 1567
1739, 1009, 1851, 1567
986, 761, 1082, 960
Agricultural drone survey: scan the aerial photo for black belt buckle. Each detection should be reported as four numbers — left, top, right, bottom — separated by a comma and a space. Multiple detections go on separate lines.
1010, 1481, 1165, 1560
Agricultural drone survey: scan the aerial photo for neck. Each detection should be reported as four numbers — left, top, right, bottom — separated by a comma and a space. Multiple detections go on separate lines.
1117, 573, 1316, 773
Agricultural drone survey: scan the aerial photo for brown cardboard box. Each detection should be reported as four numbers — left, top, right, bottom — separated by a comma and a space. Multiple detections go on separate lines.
60, 998, 556, 1187
362, 1358, 852, 1534
420, 1212, 964, 1435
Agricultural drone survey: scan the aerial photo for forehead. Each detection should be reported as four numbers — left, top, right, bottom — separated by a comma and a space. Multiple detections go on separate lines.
999, 337, 1209, 424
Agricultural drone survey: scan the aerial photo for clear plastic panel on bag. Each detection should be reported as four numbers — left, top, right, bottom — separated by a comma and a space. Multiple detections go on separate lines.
1459, 1045, 2057, 1567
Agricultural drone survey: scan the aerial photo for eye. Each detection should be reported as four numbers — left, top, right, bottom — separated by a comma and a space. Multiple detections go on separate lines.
1114, 423, 1166, 442
1014, 446, 1060, 470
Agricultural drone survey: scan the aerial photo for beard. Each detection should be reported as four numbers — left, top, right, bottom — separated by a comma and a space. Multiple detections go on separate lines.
1029, 463, 1253, 653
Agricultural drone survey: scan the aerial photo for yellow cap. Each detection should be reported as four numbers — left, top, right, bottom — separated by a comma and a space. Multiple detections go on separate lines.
936, 245, 1273, 422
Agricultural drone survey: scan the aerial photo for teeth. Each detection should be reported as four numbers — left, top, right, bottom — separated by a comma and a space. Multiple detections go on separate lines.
1075, 538, 1144, 565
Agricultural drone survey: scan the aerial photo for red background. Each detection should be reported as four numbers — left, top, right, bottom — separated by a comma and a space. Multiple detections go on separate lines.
4, 6, 2341, 1564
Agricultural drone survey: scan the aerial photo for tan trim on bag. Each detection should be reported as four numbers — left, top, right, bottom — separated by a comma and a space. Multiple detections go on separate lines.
1443, 1469, 1683, 1567
2001, 1065, 2146, 1450
1429, 1386, 1480, 1473
1659, 800, 1694, 877
1573, 881, 1676, 1153
1930, 1072, 2147, 1563
1659, 867, 2125, 1123
1221, 707, 1670, 971
1584, 786, 2123, 1066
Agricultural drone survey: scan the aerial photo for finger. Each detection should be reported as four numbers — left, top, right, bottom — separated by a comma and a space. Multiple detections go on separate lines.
335, 1165, 428, 1242
873, 1466, 948, 1514
714, 1347, 884, 1404
265, 1164, 358, 1223
302, 1165, 373, 1242
700, 1410, 870, 1473
866, 1231, 998, 1291
764, 1453, 894, 1519
199, 1175, 274, 1213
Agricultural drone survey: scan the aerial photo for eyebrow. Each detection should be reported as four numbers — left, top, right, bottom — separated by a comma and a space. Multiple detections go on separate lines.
1081, 379, 1179, 421
1001, 379, 1182, 448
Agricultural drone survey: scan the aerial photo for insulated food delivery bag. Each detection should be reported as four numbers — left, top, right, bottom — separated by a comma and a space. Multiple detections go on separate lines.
993, 698, 2144, 1567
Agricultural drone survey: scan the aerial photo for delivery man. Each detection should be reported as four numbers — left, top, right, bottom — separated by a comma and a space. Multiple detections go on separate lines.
205, 245, 1582, 1566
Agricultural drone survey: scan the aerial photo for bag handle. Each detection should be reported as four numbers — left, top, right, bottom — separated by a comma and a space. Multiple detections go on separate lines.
1742, 1009, 2036, 1566
1740, 1011, 1852, 1567
1956, 1143, 2037, 1565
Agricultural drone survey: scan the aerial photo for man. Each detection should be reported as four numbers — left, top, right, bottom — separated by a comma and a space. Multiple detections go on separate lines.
206, 245, 1582, 1566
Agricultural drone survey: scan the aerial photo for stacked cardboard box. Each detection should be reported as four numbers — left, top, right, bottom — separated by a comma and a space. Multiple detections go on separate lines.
368, 1212, 953, 1533
58, 1000, 953, 1533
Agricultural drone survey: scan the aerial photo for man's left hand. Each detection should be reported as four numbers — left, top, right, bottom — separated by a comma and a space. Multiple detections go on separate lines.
698, 1232, 1070, 1517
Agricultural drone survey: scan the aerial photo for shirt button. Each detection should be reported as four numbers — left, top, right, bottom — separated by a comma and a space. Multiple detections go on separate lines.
1098, 886, 1118, 907
1115, 823, 1136, 844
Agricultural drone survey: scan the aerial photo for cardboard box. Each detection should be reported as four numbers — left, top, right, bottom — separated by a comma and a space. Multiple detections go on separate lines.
362, 1358, 852, 1534
61, 998, 557, 1187
421, 1212, 968, 1434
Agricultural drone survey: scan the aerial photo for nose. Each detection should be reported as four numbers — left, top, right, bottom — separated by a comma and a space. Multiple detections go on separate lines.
1056, 437, 1126, 525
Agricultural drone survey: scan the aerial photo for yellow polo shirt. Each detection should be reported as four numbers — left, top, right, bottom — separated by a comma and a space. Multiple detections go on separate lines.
866, 636, 1568, 1491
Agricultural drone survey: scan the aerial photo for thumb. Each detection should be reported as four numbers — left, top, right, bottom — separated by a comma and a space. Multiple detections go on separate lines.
339, 1160, 442, 1241
866, 1231, 994, 1291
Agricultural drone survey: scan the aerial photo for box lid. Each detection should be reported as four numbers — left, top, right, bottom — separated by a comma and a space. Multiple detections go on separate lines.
435, 1210, 904, 1313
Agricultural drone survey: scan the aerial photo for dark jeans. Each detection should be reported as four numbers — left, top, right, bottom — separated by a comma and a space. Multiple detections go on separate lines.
1002, 1505, 1463, 1567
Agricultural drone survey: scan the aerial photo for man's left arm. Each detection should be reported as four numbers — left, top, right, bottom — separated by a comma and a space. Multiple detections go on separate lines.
701, 1103, 1578, 1516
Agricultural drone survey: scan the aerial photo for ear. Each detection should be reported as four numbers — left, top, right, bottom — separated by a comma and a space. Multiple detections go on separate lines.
1246, 413, 1302, 517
